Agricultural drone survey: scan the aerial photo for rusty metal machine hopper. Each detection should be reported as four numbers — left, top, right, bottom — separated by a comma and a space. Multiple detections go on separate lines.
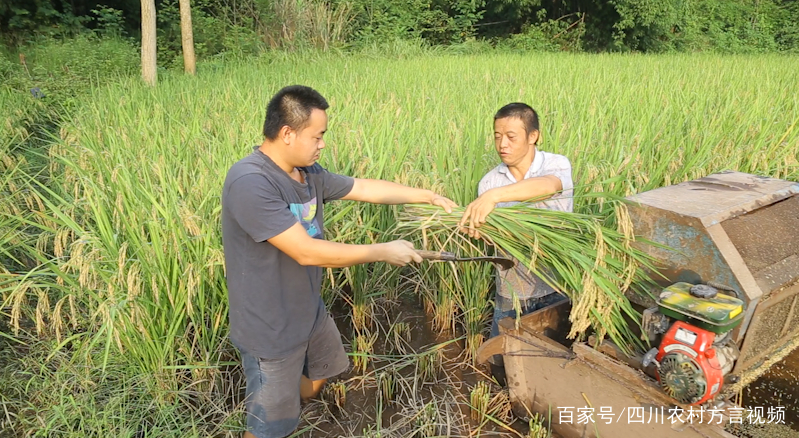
626, 171, 799, 373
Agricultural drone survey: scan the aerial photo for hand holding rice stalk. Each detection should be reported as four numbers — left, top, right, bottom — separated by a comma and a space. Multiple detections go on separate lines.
396, 198, 661, 355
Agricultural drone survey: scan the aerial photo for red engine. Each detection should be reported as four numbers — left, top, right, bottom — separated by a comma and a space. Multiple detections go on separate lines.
654, 321, 725, 405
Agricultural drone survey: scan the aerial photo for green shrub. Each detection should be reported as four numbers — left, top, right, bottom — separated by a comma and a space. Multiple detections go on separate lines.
3, 34, 137, 109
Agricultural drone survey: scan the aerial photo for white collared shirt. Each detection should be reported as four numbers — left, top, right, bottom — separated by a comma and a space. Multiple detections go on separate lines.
477, 148, 574, 299
478, 148, 574, 212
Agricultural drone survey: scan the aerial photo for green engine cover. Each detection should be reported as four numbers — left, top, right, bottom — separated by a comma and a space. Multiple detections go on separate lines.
657, 282, 745, 334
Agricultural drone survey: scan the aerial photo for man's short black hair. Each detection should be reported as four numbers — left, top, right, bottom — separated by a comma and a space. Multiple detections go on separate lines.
263, 85, 329, 139
494, 103, 540, 142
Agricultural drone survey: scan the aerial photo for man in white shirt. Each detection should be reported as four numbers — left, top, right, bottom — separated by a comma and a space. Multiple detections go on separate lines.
459, 102, 574, 383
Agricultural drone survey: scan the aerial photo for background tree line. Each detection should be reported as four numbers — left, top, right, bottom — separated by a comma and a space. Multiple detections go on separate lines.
1, 0, 798, 61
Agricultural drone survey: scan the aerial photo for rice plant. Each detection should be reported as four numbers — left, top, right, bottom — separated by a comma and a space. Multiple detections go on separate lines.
528, 413, 550, 438
352, 330, 379, 374
414, 400, 440, 437
470, 381, 491, 421
417, 347, 444, 383
324, 381, 347, 410
377, 369, 395, 403
388, 321, 412, 354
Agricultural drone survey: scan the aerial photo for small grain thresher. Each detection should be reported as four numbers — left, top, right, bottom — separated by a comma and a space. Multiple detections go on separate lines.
477, 171, 799, 438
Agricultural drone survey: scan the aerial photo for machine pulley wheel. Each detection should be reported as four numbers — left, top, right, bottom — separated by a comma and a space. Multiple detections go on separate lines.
659, 353, 707, 404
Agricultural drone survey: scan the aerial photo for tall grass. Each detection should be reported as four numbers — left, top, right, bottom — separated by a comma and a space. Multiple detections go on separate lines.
2, 52, 798, 435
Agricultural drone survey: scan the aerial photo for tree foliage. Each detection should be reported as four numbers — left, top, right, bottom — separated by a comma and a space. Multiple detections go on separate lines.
1, 0, 798, 54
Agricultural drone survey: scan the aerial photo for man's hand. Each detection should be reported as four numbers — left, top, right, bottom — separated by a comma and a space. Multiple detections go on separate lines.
458, 190, 499, 239
430, 193, 458, 213
378, 240, 423, 266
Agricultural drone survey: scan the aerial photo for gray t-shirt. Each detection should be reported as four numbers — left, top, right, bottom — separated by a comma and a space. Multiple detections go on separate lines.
478, 149, 574, 299
221, 147, 354, 358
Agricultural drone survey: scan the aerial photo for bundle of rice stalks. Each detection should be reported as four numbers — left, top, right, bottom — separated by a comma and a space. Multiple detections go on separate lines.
396, 199, 661, 354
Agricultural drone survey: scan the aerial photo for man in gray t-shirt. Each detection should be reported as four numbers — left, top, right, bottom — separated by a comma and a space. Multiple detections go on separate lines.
222, 85, 456, 438
459, 103, 574, 382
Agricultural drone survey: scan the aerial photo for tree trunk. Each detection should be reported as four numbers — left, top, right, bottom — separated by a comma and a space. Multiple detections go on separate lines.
141, 0, 157, 86
179, 0, 196, 75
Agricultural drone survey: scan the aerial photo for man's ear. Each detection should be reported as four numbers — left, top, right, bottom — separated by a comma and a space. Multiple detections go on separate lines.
528, 129, 540, 146
279, 125, 295, 145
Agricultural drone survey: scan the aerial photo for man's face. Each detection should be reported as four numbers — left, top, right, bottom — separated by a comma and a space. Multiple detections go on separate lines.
289, 108, 328, 167
493, 117, 537, 168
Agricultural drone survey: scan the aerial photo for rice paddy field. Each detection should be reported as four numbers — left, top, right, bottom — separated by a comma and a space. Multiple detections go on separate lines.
1, 52, 799, 437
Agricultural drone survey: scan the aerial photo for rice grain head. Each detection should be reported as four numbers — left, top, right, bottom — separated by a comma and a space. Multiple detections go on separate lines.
54, 227, 69, 259
126, 263, 142, 301
151, 276, 161, 306
180, 203, 202, 237
68, 294, 78, 329
35, 287, 50, 336
117, 242, 129, 283
53, 295, 68, 342
186, 265, 197, 315
10, 281, 32, 334
35, 232, 51, 254
615, 202, 634, 250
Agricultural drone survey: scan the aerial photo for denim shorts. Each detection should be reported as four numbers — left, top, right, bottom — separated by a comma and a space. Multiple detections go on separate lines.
236, 313, 350, 438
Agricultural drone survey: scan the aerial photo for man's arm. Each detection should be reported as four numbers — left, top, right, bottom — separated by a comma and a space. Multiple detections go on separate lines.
460, 175, 563, 238
482, 175, 562, 204
227, 173, 424, 267
341, 179, 457, 213
267, 222, 422, 268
